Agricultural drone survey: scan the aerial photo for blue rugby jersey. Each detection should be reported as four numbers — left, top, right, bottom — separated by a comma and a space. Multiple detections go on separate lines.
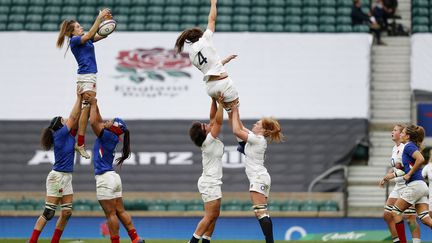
93, 129, 119, 175
70, 36, 98, 74
402, 141, 424, 183
52, 126, 75, 172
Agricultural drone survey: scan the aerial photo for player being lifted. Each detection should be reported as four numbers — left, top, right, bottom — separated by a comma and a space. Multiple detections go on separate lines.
175, 0, 239, 111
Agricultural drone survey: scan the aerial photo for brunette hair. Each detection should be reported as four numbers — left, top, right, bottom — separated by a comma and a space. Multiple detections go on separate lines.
115, 129, 131, 166
175, 27, 204, 53
56, 19, 77, 49
404, 124, 425, 149
189, 121, 207, 147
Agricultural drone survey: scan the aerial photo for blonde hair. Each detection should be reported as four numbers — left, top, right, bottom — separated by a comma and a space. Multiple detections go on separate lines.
394, 123, 405, 132
56, 20, 76, 49
261, 117, 284, 143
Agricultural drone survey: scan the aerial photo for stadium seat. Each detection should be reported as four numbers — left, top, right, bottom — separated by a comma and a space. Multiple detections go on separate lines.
284, 24, 301, 32
26, 14, 43, 23
336, 24, 353, 32
352, 24, 369, 32
181, 15, 198, 24
131, 0, 149, 5
251, 0, 268, 7
412, 0, 429, 8
302, 7, 319, 16
147, 6, 163, 15
267, 24, 284, 32
43, 14, 60, 23
302, 24, 318, 32
61, 14, 77, 20
98, 0, 115, 7
250, 23, 267, 32
10, 6, 27, 14
268, 0, 285, 7
164, 15, 180, 23
0, 15, 7, 22
268, 15, 284, 24
182, 6, 199, 15
280, 200, 300, 211
286, 0, 301, 7
0, 23, 6, 31
303, 0, 319, 7
223, 200, 244, 211
186, 204, 203, 211
62, 6, 78, 14
148, 0, 164, 5
145, 14, 162, 23
268, 200, 282, 211
16, 204, 35, 211
166, 0, 181, 5
233, 15, 249, 24
66, 0, 80, 5
163, 23, 180, 31
232, 23, 249, 32
216, 23, 232, 31
320, 7, 336, 16
320, 16, 336, 25
74, 204, 92, 211
237, 0, 251, 6
0, 204, 15, 211
336, 7, 352, 15
285, 16, 301, 24
251, 15, 267, 25
337, 0, 353, 7
336, 16, 352, 25
79, 6, 97, 14
145, 23, 163, 31
319, 24, 336, 32
183, 0, 199, 5
412, 7, 429, 16
199, 6, 210, 15
269, 6, 286, 15
130, 6, 146, 15
216, 15, 231, 24
46, 0, 63, 5
300, 200, 319, 211
164, 6, 181, 15
147, 204, 167, 211
14, 0, 29, 4
321, 0, 336, 6
412, 16, 429, 25
0, 6, 9, 15
302, 16, 318, 25
83, 0, 98, 6
27, 6, 43, 14
45, 6, 61, 14
218, 0, 233, 7
9, 14, 26, 23
234, 6, 251, 15
114, 6, 130, 15
251, 6, 267, 15
412, 25, 429, 33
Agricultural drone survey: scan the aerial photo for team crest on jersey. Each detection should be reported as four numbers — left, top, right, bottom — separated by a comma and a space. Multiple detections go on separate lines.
114, 47, 192, 98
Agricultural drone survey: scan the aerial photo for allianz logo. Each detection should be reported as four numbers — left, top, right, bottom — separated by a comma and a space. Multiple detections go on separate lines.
28, 146, 245, 168
322, 232, 366, 241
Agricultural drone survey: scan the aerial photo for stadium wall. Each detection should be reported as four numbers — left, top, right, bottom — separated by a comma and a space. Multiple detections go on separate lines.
0, 32, 372, 120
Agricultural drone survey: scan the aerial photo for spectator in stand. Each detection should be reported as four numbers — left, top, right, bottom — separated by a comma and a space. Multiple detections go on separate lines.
351, 0, 386, 45
383, 0, 398, 18
372, 0, 389, 33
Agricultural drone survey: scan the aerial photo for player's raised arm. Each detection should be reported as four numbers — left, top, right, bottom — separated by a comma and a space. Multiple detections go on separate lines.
81, 8, 111, 44
88, 97, 104, 136
207, 0, 217, 32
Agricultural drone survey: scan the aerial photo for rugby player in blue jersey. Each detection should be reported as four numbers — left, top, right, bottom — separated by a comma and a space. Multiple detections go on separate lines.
87, 96, 144, 243
29, 91, 81, 243
56, 8, 111, 159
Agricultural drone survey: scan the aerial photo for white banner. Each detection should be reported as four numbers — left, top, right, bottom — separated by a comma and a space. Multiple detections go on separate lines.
0, 32, 371, 119
412, 34, 432, 92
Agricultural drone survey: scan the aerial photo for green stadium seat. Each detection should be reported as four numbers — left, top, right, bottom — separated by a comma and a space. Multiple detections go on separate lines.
250, 23, 267, 32
186, 204, 203, 211
46, 0, 63, 5
26, 6, 44, 15
285, 7, 301, 15
10, 6, 27, 14
268, 0, 285, 7
164, 15, 180, 23
0, 0, 11, 4
162, 23, 179, 31
320, 7, 336, 15
113, 0, 130, 6
62, 6, 78, 14
319, 16, 336, 25
115, 23, 127, 31
280, 200, 300, 211
267, 7, 286, 16
413, 16, 429, 25
336, 24, 353, 32
0, 15, 7, 22
66, 0, 80, 6
145, 22, 162, 31
251, 15, 266, 24
337, 0, 352, 7
79, 6, 97, 14
0, 204, 15, 211
9, 14, 26, 23
114, 6, 130, 14
148, 0, 164, 5
232, 23, 249, 32
164, 6, 181, 14
284, 24, 301, 32
302, 24, 318, 32
16, 204, 35, 211
302, 7, 319, 15
336, 7, 351, 15
267, 200, 282, 211
26, 14, 43, 22
237, 0, 251, 6
30, 0, 45, 4
216, 23, 232, 31
14, 0, 29, 5
319, 24, 336, 32
218, 0, 233, 7
286, 0, 301, 7
412, 7, 429, 16
45, 6, 61, 14
199, 6, 210, 14
267, 24, 284, 32
167, 203, 186, 211
181, 15, 198, 24
303, 0, 319, 7
42, 22, 59, 30
74, 204, 92, 211
145, 14, 162, 23
300, 204, 319, 211
232, 15, 249, 24
268, 15, 284, 24
198, 14, 209, 24
302, 16, 318, 24
361, 7, 370, 14
0, 23, 6, 30
61, 14, 77, 20
412, 25, 429, 33
412, 0, 429, 8
251, 6, 267, 15
114, 14, 128, 23
234, 6, 251, 15
217, 15, 232, 24
336, 16, 351, 24
362, 0, 370, 6
147, 6, 163, 14
130, 6, 146, 15
251, 0, 268, 6
352, 24, 369, 32
183, 0, 199, 5
321, 0, 336, 6
223, 200, 244, 211
0, 6, 9, 15
98, 0, 115, 7
83, 0, 98, 5
182, 6, 199, 15
43, 14, 60, 23
131, 0, 149, 5
285, 16, 301, 24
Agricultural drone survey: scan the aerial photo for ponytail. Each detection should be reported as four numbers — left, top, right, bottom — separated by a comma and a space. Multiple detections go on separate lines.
116, 129, 131, 166
56, 19, 76, 49
175, 27, 204, 53
405, 124, 425, 149
262, 117, 284, 143
40, 127, 54, 150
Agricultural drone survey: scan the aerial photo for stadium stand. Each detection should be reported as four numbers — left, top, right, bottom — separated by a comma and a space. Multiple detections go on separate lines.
0, 0, 370, 32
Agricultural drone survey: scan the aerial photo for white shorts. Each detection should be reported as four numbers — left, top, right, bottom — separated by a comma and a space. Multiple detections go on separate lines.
197, 176, 222, 203
206, 77, 238, 103
95, 171, 122, 200
399, 180, 429, 205
46, 170, 73, 197
77, 73, 97, 94
248, 173, 271, 197
429, 196, 432, 211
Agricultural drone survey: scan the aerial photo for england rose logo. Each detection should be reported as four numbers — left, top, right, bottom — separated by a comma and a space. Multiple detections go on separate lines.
115, 47, 193, 97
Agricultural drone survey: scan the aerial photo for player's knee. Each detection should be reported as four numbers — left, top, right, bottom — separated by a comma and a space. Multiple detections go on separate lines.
42, 202, 57, 221
61, 203, 73, 220
418, 211, 430, 222
253, 204, 268, 219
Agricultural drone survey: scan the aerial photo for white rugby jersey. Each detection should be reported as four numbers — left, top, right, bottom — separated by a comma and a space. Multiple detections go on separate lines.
421, 163, 432, 197
189, 29, 226, 81
391, 143, 405, 189
244, 132, 268, 179
201, 133, 224, 182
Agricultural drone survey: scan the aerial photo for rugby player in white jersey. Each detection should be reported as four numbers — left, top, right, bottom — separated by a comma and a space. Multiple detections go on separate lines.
175, 0, 239, 111
380, 124, 421, 243
421, 150, 432, 217
187, 96, 224, 243
230, 105, 283, 243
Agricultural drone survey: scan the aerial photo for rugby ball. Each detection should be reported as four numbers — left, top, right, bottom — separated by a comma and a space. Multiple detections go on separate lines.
98, 19, 117, 36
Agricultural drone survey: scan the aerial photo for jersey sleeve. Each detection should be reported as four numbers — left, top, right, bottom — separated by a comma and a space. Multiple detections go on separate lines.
247, 133, 262, 145
422, 163, 429, 178
203, 29, 213, 40
70, 36, 82, 48
404, 143, 418, 157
